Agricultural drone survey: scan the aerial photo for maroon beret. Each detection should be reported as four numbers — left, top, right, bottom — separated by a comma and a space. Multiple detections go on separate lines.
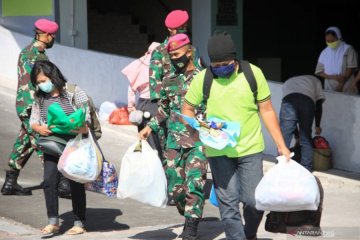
34, 18, 59, 34
165, 10, 189, 29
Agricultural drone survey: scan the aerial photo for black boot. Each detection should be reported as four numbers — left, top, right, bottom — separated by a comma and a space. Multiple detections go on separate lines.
1, 170, 32, 195
167, 194, 176, 206
58, 174, 71, 199
181, 217, 200, 240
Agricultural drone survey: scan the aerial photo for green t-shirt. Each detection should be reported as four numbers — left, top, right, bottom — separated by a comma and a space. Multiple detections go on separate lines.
184, 64, 271, 157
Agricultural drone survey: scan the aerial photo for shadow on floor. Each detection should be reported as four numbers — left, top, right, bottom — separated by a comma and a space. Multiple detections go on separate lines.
59, 208, 129, 234
128, 217, 224, 240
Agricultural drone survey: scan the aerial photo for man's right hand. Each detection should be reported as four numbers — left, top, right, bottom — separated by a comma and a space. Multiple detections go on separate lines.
138, 126, 152, 140
315, 127, 322, 135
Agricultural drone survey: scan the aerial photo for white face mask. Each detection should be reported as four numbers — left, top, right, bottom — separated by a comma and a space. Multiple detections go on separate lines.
38, 79, 54, 93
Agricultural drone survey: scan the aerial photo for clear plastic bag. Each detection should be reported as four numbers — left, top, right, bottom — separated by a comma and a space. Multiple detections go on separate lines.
58, 133, 103, 183
117, 140, 168, 208
255, 156, 320, 212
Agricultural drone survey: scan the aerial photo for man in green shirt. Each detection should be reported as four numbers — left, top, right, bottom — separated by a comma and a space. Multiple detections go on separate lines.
1, 19, 58, 196
182, 31, 290, 240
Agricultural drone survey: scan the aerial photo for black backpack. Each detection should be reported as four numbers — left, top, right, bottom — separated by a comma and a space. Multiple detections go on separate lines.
202, 60, 258, 105
67, 83, 102, 140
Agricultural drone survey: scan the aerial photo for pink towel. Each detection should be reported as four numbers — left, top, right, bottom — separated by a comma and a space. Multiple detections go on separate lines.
122, 42, 160, 107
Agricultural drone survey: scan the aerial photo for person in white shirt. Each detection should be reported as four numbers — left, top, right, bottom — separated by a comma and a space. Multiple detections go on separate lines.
315, 26, 358, 94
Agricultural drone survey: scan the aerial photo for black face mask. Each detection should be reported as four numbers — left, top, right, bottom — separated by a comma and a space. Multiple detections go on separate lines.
171, 53, 190, 72
35, 33, 55, 49
45, 37, 55, 49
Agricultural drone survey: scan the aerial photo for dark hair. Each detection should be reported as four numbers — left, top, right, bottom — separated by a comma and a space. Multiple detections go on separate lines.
30, 60, 67, 100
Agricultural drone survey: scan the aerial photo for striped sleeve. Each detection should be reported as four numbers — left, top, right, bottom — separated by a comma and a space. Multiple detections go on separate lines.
73, 87, 90, 122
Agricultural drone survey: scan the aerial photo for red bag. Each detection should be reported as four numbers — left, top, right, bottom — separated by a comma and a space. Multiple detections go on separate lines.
313, 136, 330, 149
109, 107, 132, 125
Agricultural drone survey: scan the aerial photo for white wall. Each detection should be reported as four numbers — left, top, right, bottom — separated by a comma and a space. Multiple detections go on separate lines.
263, 81, 360, 173
0, 26, 133, 107
1, 26, 359, 173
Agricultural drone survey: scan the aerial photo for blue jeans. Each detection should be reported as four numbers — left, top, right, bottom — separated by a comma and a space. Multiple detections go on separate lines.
208, 153, 264, 240
280, 93, 315, 172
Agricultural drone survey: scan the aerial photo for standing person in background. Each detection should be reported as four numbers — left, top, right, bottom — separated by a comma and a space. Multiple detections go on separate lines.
315, 26, 358, 94
149, 9, 203, 205
1, 19, 59, 196
122, 42, 163, 160
280, 75, 326, 172
30, 61, 88, 235
140, 34, 208, 240
182, 31, 290, 240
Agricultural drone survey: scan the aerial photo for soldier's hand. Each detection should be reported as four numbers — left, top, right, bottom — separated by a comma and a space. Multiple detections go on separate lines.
138, 126, 152, 140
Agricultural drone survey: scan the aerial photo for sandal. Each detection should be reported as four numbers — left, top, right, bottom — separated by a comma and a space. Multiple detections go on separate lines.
41, 224, 60, 234
65, 226, 86, 235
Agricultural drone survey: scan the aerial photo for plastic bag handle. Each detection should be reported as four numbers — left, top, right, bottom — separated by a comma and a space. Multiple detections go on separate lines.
276, 152, 295, 163
133, 140, 142, 152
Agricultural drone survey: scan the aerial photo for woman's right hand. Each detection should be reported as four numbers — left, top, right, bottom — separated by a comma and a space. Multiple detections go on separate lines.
35, 125, 52, 136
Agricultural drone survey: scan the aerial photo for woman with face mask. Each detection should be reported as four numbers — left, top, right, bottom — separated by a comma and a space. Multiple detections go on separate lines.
315, 26, 358, 94
29, 61, 89, 235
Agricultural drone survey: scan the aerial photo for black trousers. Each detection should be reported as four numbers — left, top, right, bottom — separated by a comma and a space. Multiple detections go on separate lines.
43, 153, 86, 222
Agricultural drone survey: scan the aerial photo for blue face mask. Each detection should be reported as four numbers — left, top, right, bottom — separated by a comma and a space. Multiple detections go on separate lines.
38, 80, 54, 93
211, 63, 236, 78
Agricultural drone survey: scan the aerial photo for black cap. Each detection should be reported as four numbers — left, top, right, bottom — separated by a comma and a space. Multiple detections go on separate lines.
207, 31, 236, 62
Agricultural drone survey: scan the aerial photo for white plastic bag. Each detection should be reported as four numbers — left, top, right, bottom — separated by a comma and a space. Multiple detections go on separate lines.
58, 133, 103, 183
99, 101, 117, 122
117, 140, 168, 208
255, 156, 320, 211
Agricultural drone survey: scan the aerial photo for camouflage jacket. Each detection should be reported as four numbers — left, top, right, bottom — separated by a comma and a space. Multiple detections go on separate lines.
148, 64, 205, 149
149, 37, 203, 101
16, 40, 48, 118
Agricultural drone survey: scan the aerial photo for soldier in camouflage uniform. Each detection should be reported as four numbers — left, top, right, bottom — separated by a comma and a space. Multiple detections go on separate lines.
140, 34, 208, 240
150, 10, 204, 207
149, 10, 203, 163
1, 19, 58, 196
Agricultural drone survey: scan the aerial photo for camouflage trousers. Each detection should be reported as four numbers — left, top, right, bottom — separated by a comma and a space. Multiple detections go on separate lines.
165, 146, 208, 218
8, 118, 43, 170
